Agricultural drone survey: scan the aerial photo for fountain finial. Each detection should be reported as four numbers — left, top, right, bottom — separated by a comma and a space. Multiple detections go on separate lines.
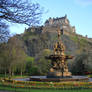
57, 28, 61, 41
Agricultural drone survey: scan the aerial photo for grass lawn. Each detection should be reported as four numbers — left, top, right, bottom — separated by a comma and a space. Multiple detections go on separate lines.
0, 85, 92, 92
0, 88, 92, 92
0, 74, 28, 79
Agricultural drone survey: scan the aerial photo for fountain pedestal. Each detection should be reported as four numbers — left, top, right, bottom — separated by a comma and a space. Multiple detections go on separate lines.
46, 54, 73, 78
47, 70, 72, 78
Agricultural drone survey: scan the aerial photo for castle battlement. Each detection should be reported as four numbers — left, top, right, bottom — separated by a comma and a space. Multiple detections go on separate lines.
45, 15, 69, 26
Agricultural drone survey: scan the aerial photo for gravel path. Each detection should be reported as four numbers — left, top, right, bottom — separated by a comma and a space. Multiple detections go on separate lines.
89, 78, 92, 82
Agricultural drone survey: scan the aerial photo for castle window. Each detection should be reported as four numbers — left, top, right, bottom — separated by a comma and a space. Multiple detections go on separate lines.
61, 29, 63, 35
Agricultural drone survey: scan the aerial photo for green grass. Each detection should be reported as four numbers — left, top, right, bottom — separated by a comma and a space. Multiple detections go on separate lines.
0, 86, 92, 92
11, 75, 28, 79
0, 74, 9, 78
0, 74, 28, 79
88, 75, 92, 78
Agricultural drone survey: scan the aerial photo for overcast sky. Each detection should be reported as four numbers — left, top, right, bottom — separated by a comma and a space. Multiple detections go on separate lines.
10, 0, 92, 38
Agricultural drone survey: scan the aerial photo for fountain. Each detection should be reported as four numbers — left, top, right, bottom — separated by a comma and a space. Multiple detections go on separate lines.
30, 28, 89, 82
46, 28, 73, 78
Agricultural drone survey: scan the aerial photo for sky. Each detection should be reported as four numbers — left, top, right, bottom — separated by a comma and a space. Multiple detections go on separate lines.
10, 0, 92, 38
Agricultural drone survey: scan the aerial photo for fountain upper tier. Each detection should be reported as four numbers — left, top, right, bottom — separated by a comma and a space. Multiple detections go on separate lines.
46, 54, 73, 61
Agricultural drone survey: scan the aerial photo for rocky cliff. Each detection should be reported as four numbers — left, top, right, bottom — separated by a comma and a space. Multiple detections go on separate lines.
21, 25, 92, 59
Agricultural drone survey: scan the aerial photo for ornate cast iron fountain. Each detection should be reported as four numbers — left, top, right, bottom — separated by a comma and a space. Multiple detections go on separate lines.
46, 28, 73, 78
30, 28, 88, 82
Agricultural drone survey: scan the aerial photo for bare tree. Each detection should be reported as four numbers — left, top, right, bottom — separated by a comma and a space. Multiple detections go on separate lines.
0, 0, 42, 26
0, 21, 10, 42
0, 0, 42, 42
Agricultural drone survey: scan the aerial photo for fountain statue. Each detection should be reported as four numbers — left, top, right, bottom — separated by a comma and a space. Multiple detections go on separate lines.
46, 28, 73, 78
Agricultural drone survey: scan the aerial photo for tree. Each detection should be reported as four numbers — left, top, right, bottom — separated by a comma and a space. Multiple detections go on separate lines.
71, 52, 92, 75
35, 49, 51, 75
16, 50, 27, 76
7, 36, 27, 76
0, 21, 10, 43
25, 56, 37, 75
0, 0, 42, 42
0, 43, 9, 76
0, 0, 42, 26
0, 37, 27, 76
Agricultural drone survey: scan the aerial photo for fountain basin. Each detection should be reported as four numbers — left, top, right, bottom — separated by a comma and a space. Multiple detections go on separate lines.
30, 76, 89, 82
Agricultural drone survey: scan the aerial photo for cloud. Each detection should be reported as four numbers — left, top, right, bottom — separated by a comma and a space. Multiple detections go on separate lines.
74, 0, 92, 6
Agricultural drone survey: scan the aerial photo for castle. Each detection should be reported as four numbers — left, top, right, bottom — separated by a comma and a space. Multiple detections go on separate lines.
44, 15, 76, 33
25, 15, 76, 34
